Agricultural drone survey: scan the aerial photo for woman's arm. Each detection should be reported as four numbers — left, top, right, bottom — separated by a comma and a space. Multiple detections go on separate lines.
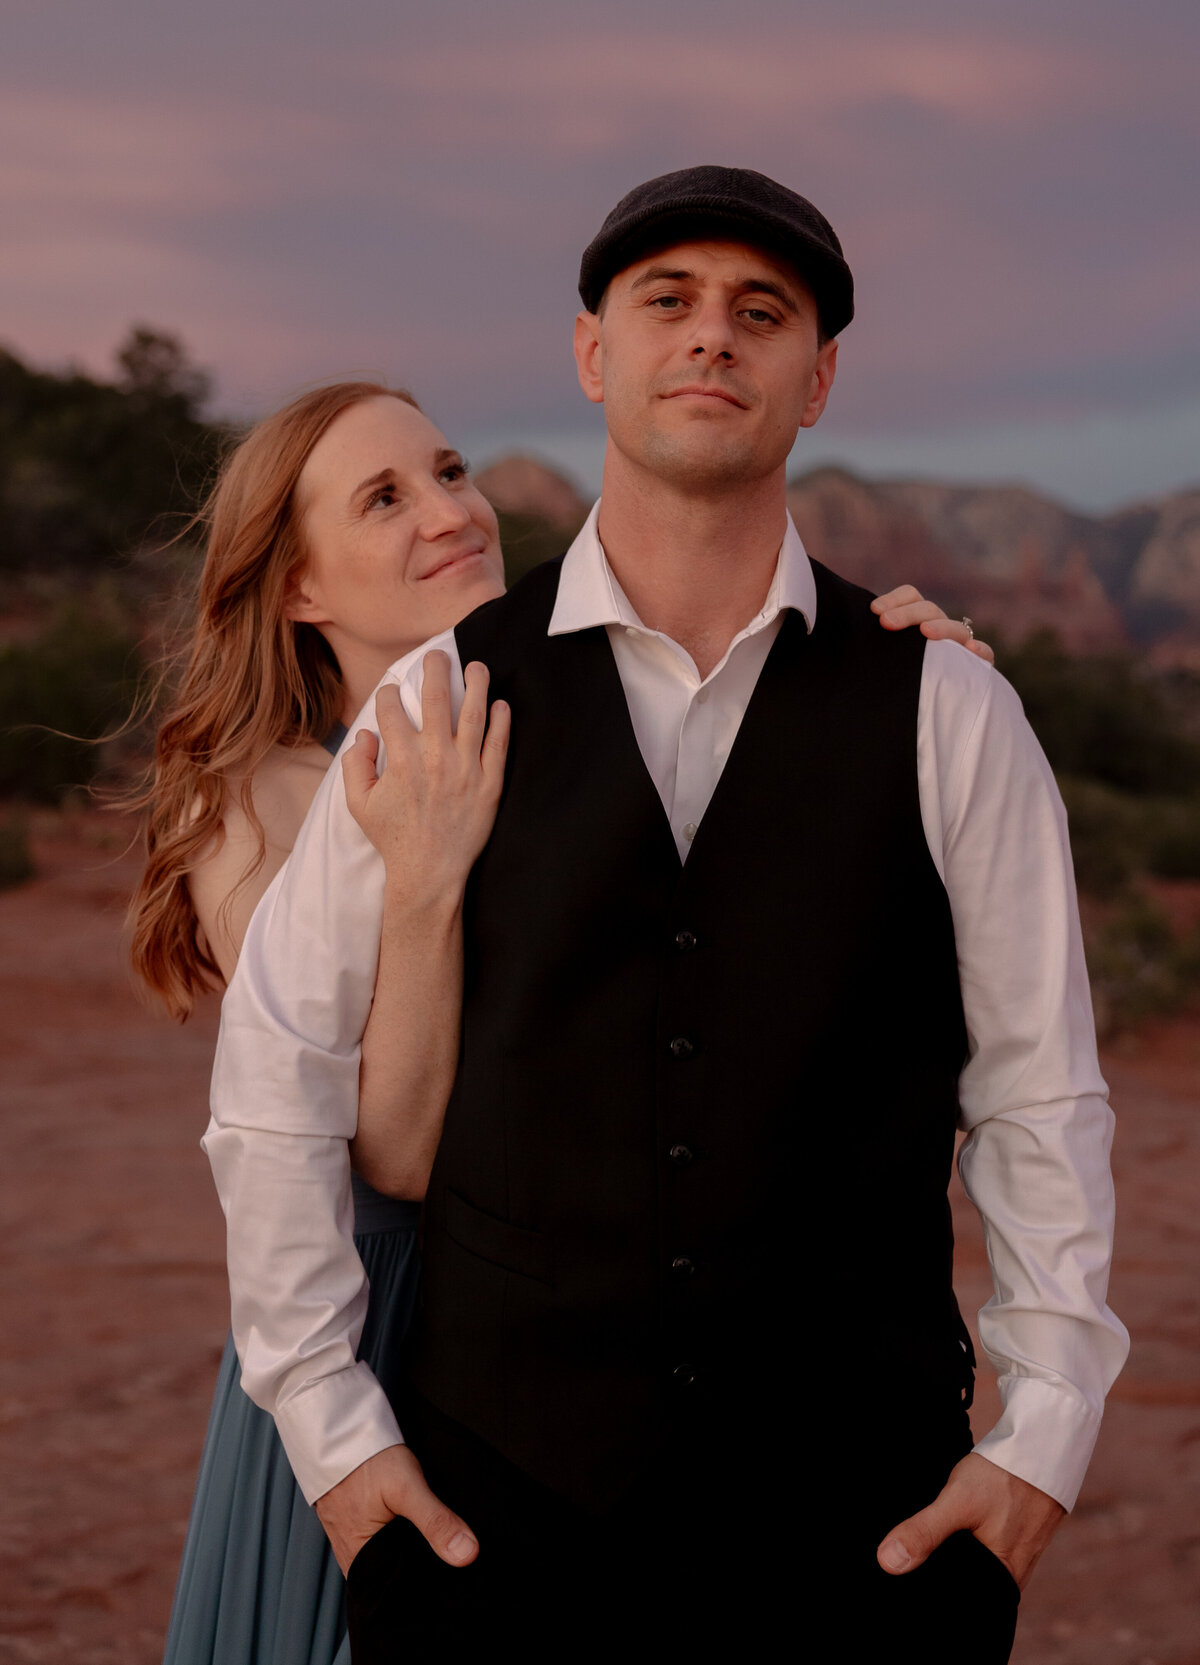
189, 656, 505, 1203
344, 654, 509, 1200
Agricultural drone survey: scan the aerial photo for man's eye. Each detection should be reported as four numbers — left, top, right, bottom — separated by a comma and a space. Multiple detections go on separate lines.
741, 307, 778, 325
650, 295, 685, 310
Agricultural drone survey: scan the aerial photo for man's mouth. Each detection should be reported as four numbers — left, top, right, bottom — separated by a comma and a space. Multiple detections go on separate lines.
661, 385, 749, 409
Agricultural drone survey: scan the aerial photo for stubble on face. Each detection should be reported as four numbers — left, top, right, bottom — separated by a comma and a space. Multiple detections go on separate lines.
589, 240, 830, 499
633, 408, 772, 495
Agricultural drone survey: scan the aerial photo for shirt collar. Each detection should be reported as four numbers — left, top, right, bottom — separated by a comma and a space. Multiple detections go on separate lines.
547, 499, 818, 638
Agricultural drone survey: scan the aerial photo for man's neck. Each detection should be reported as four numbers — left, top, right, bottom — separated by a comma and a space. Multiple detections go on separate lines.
595, 449, 788, 680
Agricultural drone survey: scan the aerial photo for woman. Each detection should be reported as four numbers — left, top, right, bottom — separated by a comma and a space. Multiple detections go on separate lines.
129, 380, 987, 1665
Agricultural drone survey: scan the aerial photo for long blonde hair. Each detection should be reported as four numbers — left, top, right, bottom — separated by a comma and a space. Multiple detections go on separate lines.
127, 381, 419, 1018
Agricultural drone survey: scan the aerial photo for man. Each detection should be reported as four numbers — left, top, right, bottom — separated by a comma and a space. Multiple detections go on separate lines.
207, 167, 1127, 1660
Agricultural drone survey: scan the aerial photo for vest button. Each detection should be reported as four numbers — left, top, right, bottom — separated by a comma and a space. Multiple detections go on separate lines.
672, 1363, 697, 1388
674, 929, 698, 952
668, 1143, 694, 1166
669, 1036, 695, 1059
671, 1256, 696, 1277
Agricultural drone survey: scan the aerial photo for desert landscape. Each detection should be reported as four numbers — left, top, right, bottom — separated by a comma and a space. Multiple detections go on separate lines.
0, 808, 1197, 1664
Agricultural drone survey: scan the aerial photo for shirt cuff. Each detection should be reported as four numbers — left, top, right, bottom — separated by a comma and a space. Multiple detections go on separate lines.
272, 1361, 405, 1504
972, 1373, 1103, 1511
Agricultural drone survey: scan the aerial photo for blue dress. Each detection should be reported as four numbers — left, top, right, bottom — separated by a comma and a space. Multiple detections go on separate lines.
162, 1178, 421, 1665
164, 723, 421, 1664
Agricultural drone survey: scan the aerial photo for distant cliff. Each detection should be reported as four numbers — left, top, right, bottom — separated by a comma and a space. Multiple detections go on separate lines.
472, 452, 1200, 662
784, 468, 1200, 665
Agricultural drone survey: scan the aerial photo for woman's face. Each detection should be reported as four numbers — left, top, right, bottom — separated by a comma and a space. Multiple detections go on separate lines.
290, 396, 506, 677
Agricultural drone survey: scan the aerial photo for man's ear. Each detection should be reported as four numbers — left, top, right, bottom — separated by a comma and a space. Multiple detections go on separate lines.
574, 311, 604, 406
798, 338, 838, 430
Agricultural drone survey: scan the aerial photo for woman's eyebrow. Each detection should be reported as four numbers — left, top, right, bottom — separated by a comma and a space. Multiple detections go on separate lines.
352, 468, 394, 502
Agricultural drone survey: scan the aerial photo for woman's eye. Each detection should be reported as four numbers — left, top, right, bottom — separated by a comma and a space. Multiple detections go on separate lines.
368, 487, 397, 509
440, 461, 468, 483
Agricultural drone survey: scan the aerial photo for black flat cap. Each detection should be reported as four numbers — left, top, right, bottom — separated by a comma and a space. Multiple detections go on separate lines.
578, 164, 853, 338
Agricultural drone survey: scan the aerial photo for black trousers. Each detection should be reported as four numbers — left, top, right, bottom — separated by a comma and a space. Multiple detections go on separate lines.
347, 1390, 1020, 1664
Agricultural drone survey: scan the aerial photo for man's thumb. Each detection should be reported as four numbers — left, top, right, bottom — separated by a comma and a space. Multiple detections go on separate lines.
407, 1485, 479, 1568
877, 1496, 960, 1576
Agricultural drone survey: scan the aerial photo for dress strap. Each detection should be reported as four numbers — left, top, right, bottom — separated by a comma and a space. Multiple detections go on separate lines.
322, 721, 349, 758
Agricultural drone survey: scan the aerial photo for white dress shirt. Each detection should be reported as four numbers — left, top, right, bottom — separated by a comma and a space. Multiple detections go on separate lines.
205, 505, 1128, 1510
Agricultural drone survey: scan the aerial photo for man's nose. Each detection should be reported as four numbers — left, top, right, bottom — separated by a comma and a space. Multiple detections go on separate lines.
687, 299, 737, 362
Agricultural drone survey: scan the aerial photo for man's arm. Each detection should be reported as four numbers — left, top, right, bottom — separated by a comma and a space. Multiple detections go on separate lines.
880, 643, 1129, 1585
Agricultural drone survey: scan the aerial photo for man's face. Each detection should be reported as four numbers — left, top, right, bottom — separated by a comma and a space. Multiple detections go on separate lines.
573, 238, 837, 494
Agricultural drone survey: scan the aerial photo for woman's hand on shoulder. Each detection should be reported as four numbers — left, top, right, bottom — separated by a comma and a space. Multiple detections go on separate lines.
342, 653, 510, 908
871, 585, 995, 665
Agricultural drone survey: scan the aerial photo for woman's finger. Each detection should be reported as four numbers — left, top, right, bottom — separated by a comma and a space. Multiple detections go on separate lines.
457, 661, 491, 754
419, 651, 453, 745
872, 584, 923, 614
879, 599, 945, 630
919, 618, 997, 664
374, 683, 416, 759
341, 729, 381, 823
480, 699, 511, 794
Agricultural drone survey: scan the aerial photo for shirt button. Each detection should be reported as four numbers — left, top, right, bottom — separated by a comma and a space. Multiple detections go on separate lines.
668, 1143, 694, 1166
671, 1256, 696, 1277
674, 929, 698, 952
669, 1036, 695, 1059
624, 625, 637, 636
683, 822, 698, 842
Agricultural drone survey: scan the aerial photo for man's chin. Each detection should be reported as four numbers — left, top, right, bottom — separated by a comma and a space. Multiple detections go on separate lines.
639, 433, 769, 492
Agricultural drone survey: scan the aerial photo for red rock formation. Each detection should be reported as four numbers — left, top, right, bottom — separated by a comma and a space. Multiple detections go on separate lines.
474, 455, 590, 532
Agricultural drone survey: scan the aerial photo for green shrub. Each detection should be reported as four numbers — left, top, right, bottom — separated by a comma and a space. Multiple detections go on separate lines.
1057, 776, 1141, 898
0, 595, 143, 801
1086, 891, 1200, 1037
0, 328, 223, 575
495, 511, 573, 588
1143, 796, 1200, 880
998, 629, 1200, 796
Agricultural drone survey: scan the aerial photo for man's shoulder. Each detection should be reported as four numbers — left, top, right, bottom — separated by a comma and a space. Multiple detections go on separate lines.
920, 637, 1037, 767
921, 635, 1003, 706
808, 558, 923, 668
455, 555, 567, 664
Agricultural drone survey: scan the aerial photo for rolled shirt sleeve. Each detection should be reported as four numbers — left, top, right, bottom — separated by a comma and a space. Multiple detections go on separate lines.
203, 631, 462, 1503
918, 641, 1130, 1509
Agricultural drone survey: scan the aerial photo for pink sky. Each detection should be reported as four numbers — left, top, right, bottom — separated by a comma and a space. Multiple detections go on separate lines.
3, 0, 1197, 508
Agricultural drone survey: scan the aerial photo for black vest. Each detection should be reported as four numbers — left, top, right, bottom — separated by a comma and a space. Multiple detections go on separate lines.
407, 557, 970, 1509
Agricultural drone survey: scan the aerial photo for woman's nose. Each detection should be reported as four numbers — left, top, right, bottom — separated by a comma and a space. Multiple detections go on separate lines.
419, 483, 472, 537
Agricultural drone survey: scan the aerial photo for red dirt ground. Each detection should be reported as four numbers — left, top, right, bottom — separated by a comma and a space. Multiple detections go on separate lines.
1, 812, 1197, 1664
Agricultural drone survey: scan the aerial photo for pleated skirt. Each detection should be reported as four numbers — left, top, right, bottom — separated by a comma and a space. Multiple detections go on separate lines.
162, 1180, 421, 1665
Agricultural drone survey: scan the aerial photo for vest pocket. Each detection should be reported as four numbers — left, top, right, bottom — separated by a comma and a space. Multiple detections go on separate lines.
444, 1188, 553, 1287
